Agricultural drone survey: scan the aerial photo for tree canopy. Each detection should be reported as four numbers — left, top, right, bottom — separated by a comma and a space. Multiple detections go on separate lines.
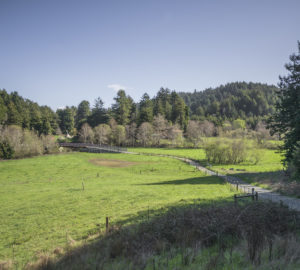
179, 82, 278, 127
268, 42, 300, 166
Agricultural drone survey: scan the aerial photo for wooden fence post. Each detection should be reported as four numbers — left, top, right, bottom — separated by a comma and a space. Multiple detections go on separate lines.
255, 192, 258, 201
236, 183, 239, 191
106, 217, 109, 233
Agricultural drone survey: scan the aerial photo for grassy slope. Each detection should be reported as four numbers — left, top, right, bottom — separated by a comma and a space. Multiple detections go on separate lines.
0, 152, 235, 267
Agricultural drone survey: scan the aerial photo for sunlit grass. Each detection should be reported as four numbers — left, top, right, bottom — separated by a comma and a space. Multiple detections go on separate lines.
129, 146, 284, 173
0, 152, 235, 267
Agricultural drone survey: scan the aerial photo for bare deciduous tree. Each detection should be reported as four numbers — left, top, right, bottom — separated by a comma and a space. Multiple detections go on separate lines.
255, 121, 272, 144
186, 120, 202, 147
125, 123, 137, 147
94, 124, 111, 145
152, 114, 169, 145
137, 122, 153, 147
79, 123, 94, 143
113, 125, 126, 146
166, 124, 183, 146
199, 120, 215, 137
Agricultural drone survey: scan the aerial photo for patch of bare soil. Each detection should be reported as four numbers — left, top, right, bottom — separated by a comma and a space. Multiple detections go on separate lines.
89, 158, 138, 168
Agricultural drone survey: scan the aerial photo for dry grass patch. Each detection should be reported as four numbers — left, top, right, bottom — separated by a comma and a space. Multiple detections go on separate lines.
89, 158, 139, 167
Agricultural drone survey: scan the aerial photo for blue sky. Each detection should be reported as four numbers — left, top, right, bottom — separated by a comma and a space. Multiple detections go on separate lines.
1, 0, 299, 109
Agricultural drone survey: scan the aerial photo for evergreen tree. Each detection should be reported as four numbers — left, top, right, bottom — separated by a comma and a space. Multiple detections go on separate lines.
7, 101, 22, 125
170, 91, 188, 129
0, 96, 7, 124
112, 90, 133, 125
88, 98, 108, 127
57, 107, 75, 134
268, 42, 300, 164
30, 104, 42, 132
76, 100, 91, 129
138, 93, 153, 124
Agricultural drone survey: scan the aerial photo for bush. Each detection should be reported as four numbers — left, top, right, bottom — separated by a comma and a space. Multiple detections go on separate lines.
204, 139, 248, 164
0, 140, 14, 159
0, 125, 58, 159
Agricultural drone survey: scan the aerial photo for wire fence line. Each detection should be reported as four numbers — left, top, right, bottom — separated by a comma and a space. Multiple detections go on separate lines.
59, 142, 127, 153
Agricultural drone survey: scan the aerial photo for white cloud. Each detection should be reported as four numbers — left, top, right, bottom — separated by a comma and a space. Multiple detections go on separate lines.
107, 84, 128, 92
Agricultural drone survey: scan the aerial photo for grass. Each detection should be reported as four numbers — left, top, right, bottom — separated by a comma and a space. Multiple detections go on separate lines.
0, 152, 235, 267
128, 147, 206, 162
129, 147, 284, 173
129, 145, 291, 195
30, 200, 300, 270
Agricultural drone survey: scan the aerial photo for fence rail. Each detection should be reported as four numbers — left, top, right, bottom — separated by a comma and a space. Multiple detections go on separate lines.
59, 142, 127, 153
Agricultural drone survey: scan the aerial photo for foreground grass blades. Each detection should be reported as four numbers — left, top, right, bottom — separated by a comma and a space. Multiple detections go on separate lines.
0, 152, 235, 267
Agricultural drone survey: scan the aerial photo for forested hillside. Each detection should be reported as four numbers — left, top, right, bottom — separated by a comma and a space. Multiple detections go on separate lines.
179, 82, 278, 126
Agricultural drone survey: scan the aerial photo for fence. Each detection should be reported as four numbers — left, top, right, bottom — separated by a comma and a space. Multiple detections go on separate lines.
59, 142, 127, 153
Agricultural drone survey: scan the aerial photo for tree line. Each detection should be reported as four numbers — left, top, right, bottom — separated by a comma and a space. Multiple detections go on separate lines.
0, 84, 278, 159
179, 82, 278, 128
0, 83, 278, 139
0, 89, 58, 135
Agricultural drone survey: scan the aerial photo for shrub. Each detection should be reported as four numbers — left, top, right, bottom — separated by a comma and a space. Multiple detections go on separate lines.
0, 140, 14, 159
41, 135, 58, 154
0, 125, 58, 159
204, 139, 248, 164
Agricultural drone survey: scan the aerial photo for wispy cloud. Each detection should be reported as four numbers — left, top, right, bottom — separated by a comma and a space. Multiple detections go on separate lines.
107, 84, 128, 92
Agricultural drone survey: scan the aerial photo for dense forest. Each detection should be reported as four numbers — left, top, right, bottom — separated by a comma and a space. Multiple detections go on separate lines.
0, 88, 189, 135
0, 89, 58, 135
179, 82, 278, 127
0, 82, 278, 136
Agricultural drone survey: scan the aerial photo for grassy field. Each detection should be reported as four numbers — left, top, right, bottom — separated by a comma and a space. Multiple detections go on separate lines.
0, 152, 235, 267
129, 147, 284, 173
129, 146, 288, 194
128, 147, 206, 161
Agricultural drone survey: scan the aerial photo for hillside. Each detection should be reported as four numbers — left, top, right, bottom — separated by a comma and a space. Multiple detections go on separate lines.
179, 82, 278, 124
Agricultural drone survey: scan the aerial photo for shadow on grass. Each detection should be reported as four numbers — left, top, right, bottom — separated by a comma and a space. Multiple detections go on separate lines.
139, 176, 225, 186
30, 197, 300, 270
29, 197, 234, 269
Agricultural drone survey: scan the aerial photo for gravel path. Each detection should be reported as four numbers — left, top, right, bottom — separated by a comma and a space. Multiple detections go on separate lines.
128, 151, 300, 211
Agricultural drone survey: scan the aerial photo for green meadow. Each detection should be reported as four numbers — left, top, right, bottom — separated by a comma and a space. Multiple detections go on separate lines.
129, 146, 283, 173
0, 152, 235, 267
129, 146, 285, 192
